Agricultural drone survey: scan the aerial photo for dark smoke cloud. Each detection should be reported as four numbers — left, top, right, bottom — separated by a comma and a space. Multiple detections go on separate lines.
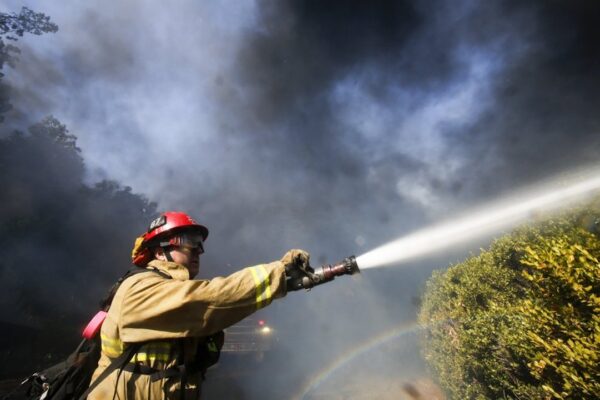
461, 0, 600, 194
1, 0, 599, 397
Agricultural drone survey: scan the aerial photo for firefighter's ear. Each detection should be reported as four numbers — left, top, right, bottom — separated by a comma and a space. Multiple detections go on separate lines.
153, 247, 166, 261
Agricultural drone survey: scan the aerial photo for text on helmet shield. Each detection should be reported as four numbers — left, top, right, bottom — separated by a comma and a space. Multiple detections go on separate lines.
148, 215, 167, 232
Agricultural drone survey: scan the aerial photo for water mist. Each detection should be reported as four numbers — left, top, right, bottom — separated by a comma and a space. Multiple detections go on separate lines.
356, 170, 600, 270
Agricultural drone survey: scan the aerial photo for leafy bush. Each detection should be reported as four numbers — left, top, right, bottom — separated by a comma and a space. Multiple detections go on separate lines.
419, 202, 600, 399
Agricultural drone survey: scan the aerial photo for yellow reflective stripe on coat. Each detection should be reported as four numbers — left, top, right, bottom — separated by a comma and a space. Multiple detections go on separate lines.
101, 333, 124, 358
250, 265, 272, 309
101, 335, 172, 363
131, 352, 171, 363
131, 342, 173, 363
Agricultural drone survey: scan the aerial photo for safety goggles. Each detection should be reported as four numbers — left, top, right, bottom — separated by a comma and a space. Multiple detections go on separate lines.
160, 233, 205, 254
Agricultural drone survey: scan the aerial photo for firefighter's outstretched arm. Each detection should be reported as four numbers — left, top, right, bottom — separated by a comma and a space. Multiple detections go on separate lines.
115, 250, 309, 342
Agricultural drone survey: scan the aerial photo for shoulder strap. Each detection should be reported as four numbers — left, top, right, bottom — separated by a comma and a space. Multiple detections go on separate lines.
77, 343, 141, 400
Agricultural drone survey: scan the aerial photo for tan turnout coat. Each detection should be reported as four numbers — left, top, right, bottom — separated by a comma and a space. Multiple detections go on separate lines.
88, 259, 287, 399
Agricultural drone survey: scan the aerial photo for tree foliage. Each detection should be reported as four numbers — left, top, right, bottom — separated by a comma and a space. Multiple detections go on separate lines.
0, 6, 59, 39
0, 117, 157, 378
419, 203, 600, 399
0, 6, 58, 122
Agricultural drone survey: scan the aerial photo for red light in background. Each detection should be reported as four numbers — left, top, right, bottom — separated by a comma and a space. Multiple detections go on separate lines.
258, 319, 265, 326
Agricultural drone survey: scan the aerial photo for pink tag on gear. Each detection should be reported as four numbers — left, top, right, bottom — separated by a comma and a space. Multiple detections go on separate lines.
82, 311, 108, 339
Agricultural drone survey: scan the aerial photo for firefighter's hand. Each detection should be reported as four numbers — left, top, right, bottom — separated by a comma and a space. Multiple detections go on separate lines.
280, 249, 311, 271
282, 249, 313, 292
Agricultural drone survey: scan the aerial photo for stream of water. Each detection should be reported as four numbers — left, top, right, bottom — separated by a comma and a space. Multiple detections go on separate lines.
356, 169, 600, 270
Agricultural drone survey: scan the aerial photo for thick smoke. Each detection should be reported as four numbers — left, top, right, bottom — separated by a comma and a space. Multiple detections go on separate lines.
1, 0, 599, 397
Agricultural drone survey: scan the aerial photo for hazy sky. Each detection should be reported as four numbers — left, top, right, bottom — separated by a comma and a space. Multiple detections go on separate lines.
2, 0, 599, 396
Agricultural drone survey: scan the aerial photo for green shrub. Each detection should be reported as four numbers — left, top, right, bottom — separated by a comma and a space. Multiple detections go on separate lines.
419, 202, 600, 399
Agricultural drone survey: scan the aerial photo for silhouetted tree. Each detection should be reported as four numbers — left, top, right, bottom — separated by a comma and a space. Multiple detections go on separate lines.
0, 7, 58, 122
0, 117, 156, 378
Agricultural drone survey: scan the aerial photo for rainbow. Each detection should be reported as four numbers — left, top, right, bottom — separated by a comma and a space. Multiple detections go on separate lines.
292, 320, 423, 400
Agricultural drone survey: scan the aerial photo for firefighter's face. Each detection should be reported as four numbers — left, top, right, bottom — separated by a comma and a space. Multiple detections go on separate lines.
176, 245, 201, 278
154, 246, 201, 278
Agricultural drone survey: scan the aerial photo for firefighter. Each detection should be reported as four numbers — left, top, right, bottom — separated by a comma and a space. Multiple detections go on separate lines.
87, 211, 309, 399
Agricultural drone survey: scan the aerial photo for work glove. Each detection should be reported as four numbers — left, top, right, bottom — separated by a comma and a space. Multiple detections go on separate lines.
281, 249, 314, 292
281, 249, 310, 270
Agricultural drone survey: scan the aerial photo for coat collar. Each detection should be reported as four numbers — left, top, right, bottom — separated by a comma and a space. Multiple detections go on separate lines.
147, 259, 190, 281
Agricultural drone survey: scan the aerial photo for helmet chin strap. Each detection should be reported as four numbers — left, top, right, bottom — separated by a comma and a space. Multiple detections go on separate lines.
162, 246, 174, 262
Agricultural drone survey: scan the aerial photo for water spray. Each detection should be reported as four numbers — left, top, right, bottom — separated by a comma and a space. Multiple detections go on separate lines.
357, 170, 600, 270
288, 170, 600, 289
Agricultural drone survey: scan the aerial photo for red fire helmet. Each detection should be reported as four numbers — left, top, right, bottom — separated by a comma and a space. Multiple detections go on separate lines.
144, 211, 209, 243
132, 211, 209, 266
